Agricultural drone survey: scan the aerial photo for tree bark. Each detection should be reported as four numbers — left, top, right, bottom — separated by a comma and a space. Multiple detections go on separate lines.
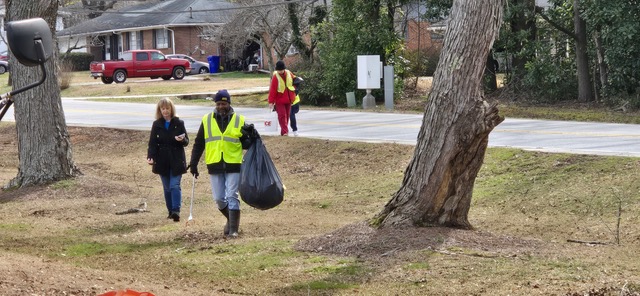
573, 0, 593, 102
6, 0, 80, 188
592, 29, 608, 89
374, 0, 505, 229
510, 0, 537, 79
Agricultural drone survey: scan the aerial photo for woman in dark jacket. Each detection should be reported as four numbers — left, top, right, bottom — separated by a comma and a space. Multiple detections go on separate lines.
147, 98, 189, 222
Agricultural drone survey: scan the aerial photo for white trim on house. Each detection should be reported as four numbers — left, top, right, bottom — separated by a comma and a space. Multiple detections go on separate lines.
60, 23, 226, 38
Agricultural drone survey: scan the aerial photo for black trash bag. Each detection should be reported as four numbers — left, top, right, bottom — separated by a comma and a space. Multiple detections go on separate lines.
239, 137, 284, 210
293, 76, 304, 95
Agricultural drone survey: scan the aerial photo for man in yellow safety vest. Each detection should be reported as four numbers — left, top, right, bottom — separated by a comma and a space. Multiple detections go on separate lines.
189, 89, 255, 237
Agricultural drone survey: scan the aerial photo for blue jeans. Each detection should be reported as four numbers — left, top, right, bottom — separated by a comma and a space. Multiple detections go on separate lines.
160, 172, 182, 214
209, 172, 241, 211
290, 103, 299, 132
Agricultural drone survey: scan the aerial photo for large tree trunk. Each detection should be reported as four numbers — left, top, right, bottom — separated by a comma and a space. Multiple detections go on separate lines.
6, 0, 80, 188
592, 30, 607, 88
509, 0, 536, 79
573, 0, 594, 102
374, 0, 505, 229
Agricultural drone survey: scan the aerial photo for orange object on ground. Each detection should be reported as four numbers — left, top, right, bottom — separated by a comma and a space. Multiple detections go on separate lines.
99, 289, 155, 296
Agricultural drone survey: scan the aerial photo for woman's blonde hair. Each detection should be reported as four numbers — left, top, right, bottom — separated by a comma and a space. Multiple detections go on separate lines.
155, 97, 177, 120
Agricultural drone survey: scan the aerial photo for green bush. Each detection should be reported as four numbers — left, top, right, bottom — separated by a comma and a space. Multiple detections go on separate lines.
401, 48, 440, 78
314, 0, 400, 107
289, 60, 333, 106
59, 52, 94, 71
519, 57, 578, 102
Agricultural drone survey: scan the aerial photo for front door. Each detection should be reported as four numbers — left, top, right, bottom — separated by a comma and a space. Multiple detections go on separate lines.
109, 34, 119, 60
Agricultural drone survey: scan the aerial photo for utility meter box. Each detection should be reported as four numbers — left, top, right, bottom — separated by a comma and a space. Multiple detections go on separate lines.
357, 55, 381, 89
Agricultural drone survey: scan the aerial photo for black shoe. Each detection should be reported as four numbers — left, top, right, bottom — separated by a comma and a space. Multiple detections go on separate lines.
171, 212, 180, 222
167, 213, 172, 219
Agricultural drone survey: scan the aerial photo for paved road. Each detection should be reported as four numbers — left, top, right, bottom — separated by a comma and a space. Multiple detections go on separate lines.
4, 98, 640, 157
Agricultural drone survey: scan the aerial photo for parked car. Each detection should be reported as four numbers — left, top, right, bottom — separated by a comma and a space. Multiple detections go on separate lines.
90, 50, 191, 84
166, 54, 209, 74
0, 61, 9, 74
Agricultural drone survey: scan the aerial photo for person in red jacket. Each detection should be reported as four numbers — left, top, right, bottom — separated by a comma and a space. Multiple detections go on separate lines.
268, 60, 296, 136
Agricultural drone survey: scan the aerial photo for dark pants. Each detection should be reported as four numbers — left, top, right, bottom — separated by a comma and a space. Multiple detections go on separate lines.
290, 103, 299, 132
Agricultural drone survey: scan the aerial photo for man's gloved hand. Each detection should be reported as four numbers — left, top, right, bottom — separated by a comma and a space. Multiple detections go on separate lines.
242, 124, 259, 138
242, 123, 255, 133
190, 164, 199, 179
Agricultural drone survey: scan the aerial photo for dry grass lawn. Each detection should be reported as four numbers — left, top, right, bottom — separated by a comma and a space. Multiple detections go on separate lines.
1, 122, 640, 295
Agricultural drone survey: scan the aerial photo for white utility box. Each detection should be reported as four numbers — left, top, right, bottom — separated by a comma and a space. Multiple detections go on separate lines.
357, 55, 381, 89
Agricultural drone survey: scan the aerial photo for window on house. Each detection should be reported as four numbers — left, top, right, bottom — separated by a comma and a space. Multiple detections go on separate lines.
105, 37, 111, 60
138, 31, 144, 49
155, 29, 169, 49
284, 31, 299, 56
430, 32, 444, 41
287, 44, 299, 56
128, 31, 143, 50
128, 32, 137, 50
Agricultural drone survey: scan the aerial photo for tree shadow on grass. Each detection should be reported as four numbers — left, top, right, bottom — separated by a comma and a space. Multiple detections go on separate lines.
273, 220, 545, 295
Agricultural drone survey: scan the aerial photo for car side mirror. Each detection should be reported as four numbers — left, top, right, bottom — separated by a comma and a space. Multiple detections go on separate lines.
0, 18, 54, 122
6, 18, 53, 66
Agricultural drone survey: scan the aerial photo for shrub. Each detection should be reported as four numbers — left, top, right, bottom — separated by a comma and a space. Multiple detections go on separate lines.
289, 60, 333, 106
519, 57, 578, 102
59, 52, 94, 71
58, 61, 73, 90
401, 47, 440, 78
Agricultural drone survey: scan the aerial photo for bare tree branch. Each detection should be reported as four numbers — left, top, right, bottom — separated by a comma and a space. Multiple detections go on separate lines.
535, 6, 577, 40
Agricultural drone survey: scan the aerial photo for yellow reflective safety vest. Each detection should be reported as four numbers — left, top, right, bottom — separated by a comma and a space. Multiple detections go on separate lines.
202, 112, 245, 164
274, 70, 296, 93
292, 94, 300, 105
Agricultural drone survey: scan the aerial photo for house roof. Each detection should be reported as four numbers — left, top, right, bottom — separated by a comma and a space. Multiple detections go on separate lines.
58, 0, 238, 36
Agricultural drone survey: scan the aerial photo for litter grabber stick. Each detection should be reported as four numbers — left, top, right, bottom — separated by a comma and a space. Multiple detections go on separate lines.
186, 174, 196, 226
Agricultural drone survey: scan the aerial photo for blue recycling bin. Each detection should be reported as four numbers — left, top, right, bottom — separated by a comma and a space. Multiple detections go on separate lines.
207, 55, 220, 73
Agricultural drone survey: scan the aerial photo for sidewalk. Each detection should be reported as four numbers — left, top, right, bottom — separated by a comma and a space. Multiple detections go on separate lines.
62, 86, 269, 100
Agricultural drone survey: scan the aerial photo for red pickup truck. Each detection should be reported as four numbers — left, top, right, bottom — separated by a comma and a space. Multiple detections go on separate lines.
90, 50, 191, 84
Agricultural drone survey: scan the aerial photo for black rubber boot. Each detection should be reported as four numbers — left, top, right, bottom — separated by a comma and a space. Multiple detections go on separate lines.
219, 206, 230, 236
228, 210, 240, 238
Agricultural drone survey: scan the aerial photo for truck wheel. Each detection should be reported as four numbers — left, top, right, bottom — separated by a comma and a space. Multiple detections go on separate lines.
198, 67, 209, 74
172, 67, 186, 80
0, 65, 7, 75
101, 77, 114, 84
113, 70, 127, 83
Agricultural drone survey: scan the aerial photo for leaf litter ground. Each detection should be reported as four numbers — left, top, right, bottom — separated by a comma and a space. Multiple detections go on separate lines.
1, 124, 639, 296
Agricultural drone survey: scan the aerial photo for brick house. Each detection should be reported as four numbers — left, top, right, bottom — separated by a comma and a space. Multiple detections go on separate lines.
401, 2, 444, 53
57, 0, 244, 71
